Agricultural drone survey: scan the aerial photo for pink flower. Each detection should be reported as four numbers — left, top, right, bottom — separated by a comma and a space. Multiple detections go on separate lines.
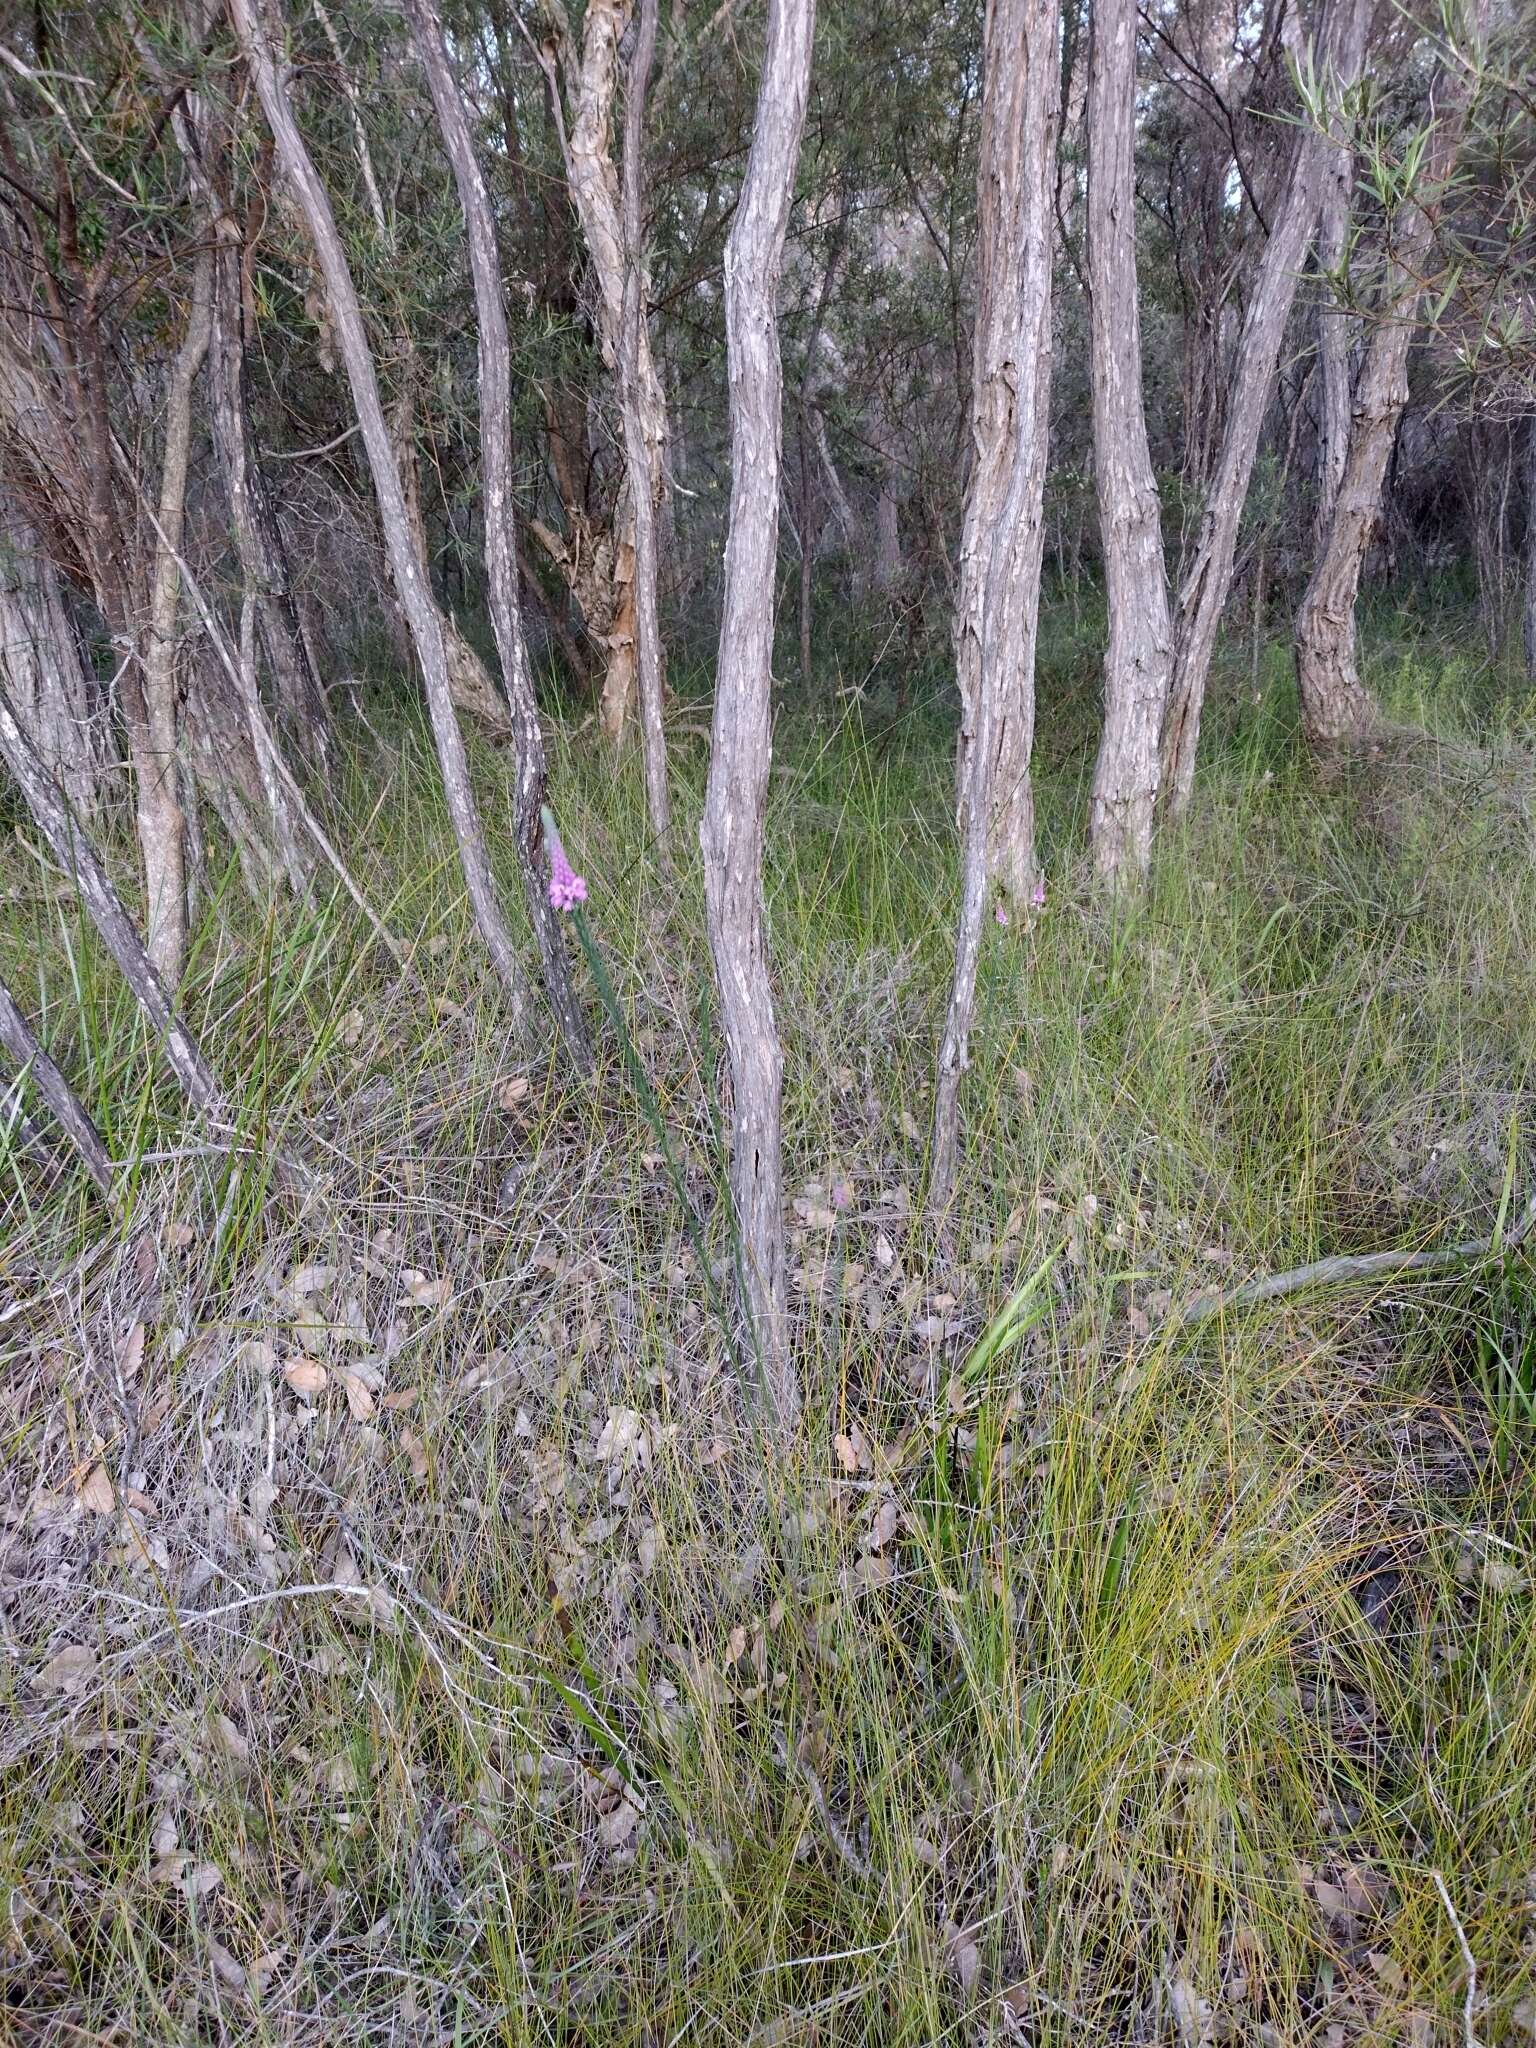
994, 903, 1009, 926
1031, 878, 1047, 910
545, 819, 587, 913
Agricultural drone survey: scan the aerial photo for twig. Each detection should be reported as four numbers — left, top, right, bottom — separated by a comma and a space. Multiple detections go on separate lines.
1433, 1869, 1479, 2048
1168, 1191, 1536, 1329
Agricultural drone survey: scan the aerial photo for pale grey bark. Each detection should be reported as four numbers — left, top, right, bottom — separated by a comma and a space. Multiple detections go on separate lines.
1086, 0, 1172, 883
0, 679, 222, 1119
700, 0, 816, 1432
949, 0, 1060, 915
1159, 0, 1369, 818
233, 0, 533, 1023
1295, 10, 1483, 751
402, 0, 592, 1062
933, 0, 1060, 1214
134, 247, 212, 987
0, 506, 107, 825
0, 978, 116, 1202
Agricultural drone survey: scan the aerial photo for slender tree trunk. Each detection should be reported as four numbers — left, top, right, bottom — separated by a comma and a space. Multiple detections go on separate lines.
932, 0, 1060, 1211
133, 247, 212, 988
402, 0, 592, 1063
1524, 415, 1536, 680
700, 0, 816, 1433
1313, 84, 1355, 546
1085, 0, 1172, 883
797, 417, 817, 683
0, 680, 222, 1118
949, 0, 1060, 916
1295, 10, 1483, 752
233, 0, 533, 1023
0, 977, 116, 1201
1158, 0, 1369, 819
619, 0, 672, 846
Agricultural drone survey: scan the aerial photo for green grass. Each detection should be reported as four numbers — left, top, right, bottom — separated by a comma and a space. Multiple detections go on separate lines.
1, 610, 1535, 2044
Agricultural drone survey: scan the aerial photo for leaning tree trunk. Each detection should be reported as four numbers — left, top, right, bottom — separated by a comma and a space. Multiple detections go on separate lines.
931, 0, 1060, 1215
233, 0, 533, 1024
949, 0, 1060, 916
1158, 0, 1369, 819
1295, 11, 1483, 752
1085, 0, 1172, 884
0, 680, 222, 1119
0, 977, 116, 1202
403, 0, 592, 1063
700, 0, 816, 1434
130, 246, 212, 988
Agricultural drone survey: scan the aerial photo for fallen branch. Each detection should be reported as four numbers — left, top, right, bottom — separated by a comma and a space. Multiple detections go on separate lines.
1170, 1191, 1536, 1330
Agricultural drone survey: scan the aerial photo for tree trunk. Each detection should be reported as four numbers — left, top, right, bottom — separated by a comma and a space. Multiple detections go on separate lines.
129, 247, 212, 988
1295, 11, 1483, 753
1524, 415, 1536, 679
0, 680, 222, 1118
619, 0, 672, 846
0, 977, 116, 1202
0, 502, 108, 825
949, 0, 1060, 915
402, 0, 592, 1064
538, 0, 672, 834
700, 0, 816, 1433
233, 0, 533, 1024
1085, 0, 1172, 884
1313, 68, 1355, 546
932, 0, 1060, 1212
1158, 0, 1369, 819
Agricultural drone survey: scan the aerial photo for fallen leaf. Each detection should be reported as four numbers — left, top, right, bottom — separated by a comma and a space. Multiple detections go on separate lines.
498, 1076, 532, 1111
401, 1272, 453, 1310
117, 1322, 146, 1382
381, 1386, 418, 1412
37, 1644, 97, 1695
338, 1006, 365, 1048
282, 1357, 328, 1398
206, 1938, 245, 1990
944, 1921, 981, 1994
399, 1427, 428, 1481
77, 1462, 115, 1516
833, 1432, 862, 1474
337, 1369, 375, 1421
598, 1795, 641, 1850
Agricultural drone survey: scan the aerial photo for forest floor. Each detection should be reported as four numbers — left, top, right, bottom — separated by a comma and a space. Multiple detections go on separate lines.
2, 607, 1536, 2046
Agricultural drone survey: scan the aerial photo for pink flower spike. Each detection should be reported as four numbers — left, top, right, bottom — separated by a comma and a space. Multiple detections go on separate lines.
994, 903, 1009, 926
544, 816, 587, 913
1031, 878, 1047, 910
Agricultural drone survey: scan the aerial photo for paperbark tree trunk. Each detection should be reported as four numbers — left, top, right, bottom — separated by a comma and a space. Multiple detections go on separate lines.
1086, 0, 1173, 883
0, 503, 107, 825
233, 0, 533, 1023
1313, 76, 1356, 545
0, 679, 222, 1118
1295, 13, 1483, 752
932, 0, 1060, 1212
402, 0, 591, 1063
133, 246, 213, 988
700, 0, 815, 1433
619, 0, 672, 846
949, 0, 1060, 915
1158, 0, 1369, 819
0, 977, 116, 1202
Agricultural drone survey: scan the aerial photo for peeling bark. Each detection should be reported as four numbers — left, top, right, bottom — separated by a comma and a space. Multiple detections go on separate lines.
0, 977, 116, 1201
701, 0, 816, 1432
1295, 6, 1483, 752
0, 503, 107, 825
1086, 0, 1172, 883
932, 0, 1060, 1212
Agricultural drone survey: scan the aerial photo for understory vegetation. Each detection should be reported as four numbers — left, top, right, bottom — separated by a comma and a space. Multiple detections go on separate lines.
4, 610, 1535, 2045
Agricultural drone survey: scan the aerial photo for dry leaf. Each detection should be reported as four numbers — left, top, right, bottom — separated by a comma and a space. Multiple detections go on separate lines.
381, 1387, 418, 1412
833, 1432, 862, 1474
399, 1427, 428, 1480
401, 1272, 453, 1310
944, 1921, 981, 1994
338, 1006, 365, 1048
595, 1407, 649, 1467
117, 1322, 146, 1382
282, 1357, 328, 1398
337, 1369, 375, 1422
206, 1939, 245, 1990
498, 1076, 532, 1110
77, 1462, 115, 1515
37, 1644, 97, 1695
598, 1795, 641, 1850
